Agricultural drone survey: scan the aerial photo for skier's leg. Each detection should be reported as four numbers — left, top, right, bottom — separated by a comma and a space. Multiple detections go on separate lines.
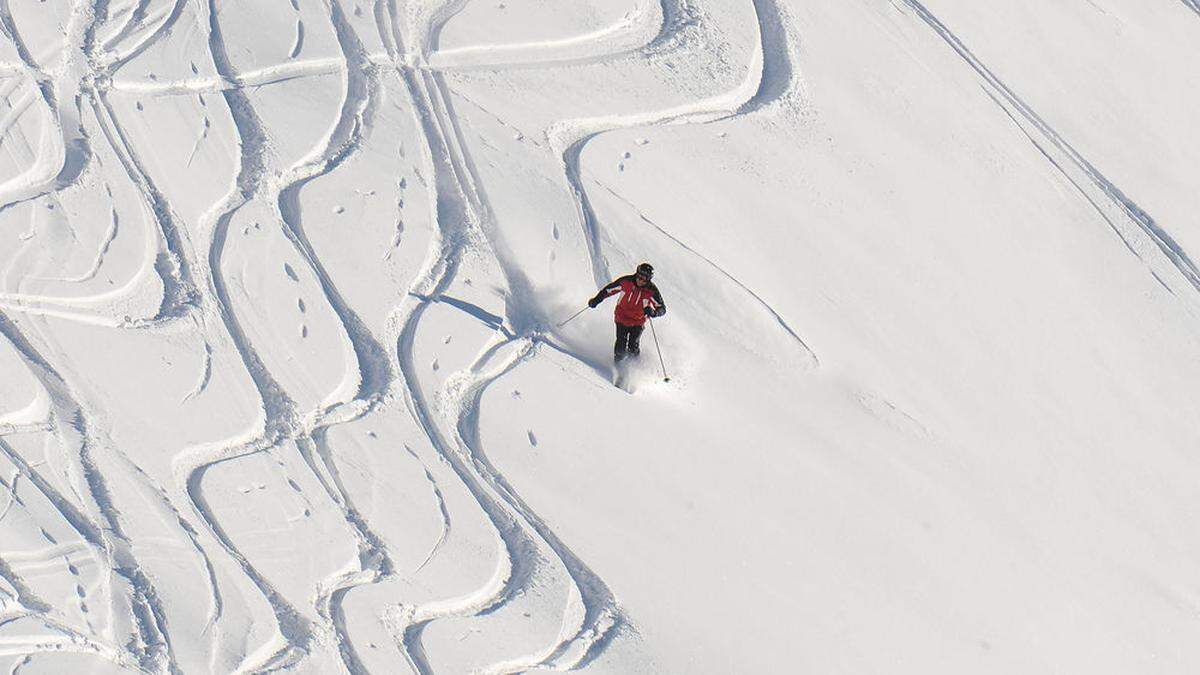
627, 325, 644, 357
614, 323, 628, 362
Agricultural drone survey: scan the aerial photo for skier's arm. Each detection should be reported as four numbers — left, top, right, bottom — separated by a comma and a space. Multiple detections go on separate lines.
588, 277, 626, 308
645, 286, 666, 318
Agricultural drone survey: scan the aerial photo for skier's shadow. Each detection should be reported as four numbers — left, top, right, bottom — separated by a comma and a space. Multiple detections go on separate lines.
539, 327, 624, 385
416, 291, 622, 385
436, 294, 513, 338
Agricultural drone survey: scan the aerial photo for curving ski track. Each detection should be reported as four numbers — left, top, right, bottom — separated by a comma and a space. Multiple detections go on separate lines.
1, 0, 817, 672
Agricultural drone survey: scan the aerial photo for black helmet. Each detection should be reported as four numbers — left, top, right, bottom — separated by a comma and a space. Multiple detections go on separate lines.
636, 262, 654, 280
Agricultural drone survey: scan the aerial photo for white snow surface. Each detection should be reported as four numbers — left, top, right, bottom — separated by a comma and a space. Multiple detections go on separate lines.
0, 0, 1199, 673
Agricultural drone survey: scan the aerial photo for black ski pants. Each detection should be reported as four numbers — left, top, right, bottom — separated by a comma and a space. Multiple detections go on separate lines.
614, 323, 644, 361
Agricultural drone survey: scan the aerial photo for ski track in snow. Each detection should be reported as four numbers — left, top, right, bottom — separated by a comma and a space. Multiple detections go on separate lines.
896, 0, 1200, 308
0, 313, 176, 673
593, 180, 817, 365
0, 3, 223, 671
0, 0, 814, 671
376, 3, 626, 669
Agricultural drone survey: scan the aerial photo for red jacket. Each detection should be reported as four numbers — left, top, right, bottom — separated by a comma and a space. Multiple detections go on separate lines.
592, 275, 666, 326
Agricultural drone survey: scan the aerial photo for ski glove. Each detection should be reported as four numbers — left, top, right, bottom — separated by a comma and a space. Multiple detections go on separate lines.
644, 305, 665, 318
588, 295, 603, 309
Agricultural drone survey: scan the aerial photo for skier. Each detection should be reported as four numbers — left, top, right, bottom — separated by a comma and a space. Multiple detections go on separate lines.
588, 262, 666, 363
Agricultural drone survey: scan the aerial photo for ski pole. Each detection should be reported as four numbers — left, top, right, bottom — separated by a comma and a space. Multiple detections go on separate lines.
556, 307, 588, 328
647, 316, 670, 382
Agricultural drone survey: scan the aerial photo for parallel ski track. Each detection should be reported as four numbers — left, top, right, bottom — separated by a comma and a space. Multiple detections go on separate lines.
0, 312, 175, 673
363, 1, 640, 671
161, 0, 439, 670
0, 0, 82, 215
379, 6, 563, 673
22, 0, 632, 668
895, 0, 1200, 302
163, 1, 331, 670
0, 0, 615, 670
0, 2, 231, 670
3, 0, 812, 671
271, 2, 403, 671
423, 71, 624, 673
0, 0, 199, 322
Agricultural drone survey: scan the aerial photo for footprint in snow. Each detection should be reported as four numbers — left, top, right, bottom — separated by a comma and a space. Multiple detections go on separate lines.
333, 205, 345, 214
432, 358, 439, 371
300, 324, 308, 338
527, 431, 537, 447
389, 221, 404, 250
298, 298, 306, 313
283, 262, 299, 281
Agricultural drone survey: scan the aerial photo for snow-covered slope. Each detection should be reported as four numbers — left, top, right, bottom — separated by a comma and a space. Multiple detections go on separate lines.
2, 0, 1200, 673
